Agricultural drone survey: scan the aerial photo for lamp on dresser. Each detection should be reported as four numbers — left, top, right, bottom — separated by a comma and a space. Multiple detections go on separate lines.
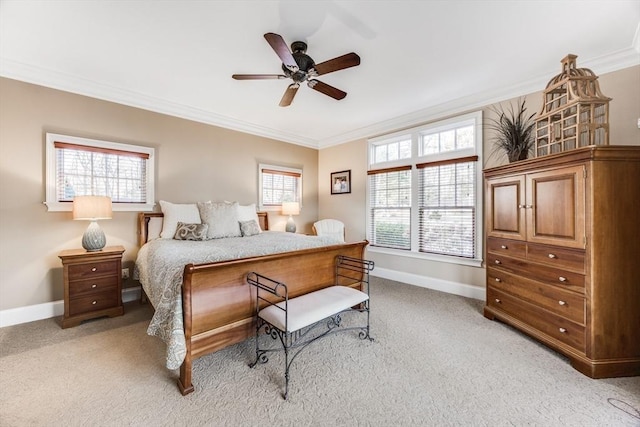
281, 201, 300, 233
73, 195, 112, 251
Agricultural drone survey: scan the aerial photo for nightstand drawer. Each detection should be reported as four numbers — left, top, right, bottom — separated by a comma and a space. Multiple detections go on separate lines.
68, 260, 118, 281
68, 290, 119, 316
69, 276, 118, 298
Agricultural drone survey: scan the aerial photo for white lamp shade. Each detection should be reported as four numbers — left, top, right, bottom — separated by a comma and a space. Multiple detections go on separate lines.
73, 196, 113, 220
281, 201, 300, 216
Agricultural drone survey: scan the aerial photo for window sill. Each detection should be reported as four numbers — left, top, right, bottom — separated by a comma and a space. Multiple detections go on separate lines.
367, 245, 484, 268
44, 202, 155, 212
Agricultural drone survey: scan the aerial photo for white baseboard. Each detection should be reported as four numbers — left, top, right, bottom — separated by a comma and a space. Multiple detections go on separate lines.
0, 286, 142, 328
371, 267, 486, 301
1, 274, 483, 328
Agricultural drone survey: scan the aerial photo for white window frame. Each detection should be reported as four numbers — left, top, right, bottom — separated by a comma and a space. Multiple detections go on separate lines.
44, 133, 155, 212
258, 163, 303, 211
367, 111, 483, 267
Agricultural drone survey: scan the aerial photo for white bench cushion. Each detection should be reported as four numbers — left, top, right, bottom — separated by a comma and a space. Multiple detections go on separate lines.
259, 286, 369, 333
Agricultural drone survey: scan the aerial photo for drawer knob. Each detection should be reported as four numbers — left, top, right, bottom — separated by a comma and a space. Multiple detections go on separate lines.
501, 245, 508, 249
558, 276, 567, 282
558, 300, 566, 306
91, 284, 97, 288
92, 300, 97, 305
559, 327, 567, 333
495, 298, 501, 304
495, 278, 501, 282
91, 267, 97, 272
548, 253, 557, 259
494, 260, 501, 265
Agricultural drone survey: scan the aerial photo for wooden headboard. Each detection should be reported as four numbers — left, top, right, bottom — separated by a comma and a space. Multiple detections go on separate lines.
137, 211, 269, 247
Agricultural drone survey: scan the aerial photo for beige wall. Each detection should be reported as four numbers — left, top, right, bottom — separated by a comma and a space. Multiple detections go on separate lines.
0, 77, 319, 311
319, 65, 640, 290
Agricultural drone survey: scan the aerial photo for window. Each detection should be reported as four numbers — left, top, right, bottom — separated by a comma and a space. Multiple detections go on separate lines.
367, 111, 483, 266
45, 133, 155, 212
258, 163, 302, 210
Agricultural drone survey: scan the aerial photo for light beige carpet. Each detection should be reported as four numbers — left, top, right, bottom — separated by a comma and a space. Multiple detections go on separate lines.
1, 278, 639, 426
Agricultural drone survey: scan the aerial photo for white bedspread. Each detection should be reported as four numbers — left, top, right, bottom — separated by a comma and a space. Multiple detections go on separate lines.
134, 231, 343, 369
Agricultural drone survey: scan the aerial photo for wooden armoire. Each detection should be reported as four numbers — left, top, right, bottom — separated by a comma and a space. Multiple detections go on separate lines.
484, 145, 640, 378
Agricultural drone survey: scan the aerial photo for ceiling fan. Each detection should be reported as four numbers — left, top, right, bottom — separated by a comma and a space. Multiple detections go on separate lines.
232, 32, 360, 107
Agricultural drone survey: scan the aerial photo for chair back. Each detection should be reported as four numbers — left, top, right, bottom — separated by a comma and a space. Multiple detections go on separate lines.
313, 219, 345, 242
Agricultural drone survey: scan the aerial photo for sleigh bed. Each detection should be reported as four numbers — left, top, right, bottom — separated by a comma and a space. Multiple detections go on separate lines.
135, 210, 369, 395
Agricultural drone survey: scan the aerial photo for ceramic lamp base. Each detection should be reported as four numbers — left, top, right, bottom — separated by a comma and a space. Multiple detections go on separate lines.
285, 216, 297, 233
82, 221, 106, 251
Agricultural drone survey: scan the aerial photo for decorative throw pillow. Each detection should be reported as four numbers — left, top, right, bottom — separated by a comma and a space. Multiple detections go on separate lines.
198, 201, 242, 239
239, 220, 261, 237
237, 203, 262, 232
159, 200, 202, 239
173, 222, 209, 241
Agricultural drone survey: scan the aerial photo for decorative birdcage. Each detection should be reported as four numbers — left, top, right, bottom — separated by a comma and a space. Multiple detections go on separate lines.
535, 54, 611, 157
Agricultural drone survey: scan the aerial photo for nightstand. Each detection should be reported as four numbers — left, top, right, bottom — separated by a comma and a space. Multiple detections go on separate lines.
58, 245, 125, 328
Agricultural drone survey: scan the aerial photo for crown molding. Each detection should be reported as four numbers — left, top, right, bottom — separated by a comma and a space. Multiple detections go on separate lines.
0, 58, 318, 149
316, 46, 640, 149
2, 44, 638, 152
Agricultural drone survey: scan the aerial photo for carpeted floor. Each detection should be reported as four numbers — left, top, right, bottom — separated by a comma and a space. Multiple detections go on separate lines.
1, 277, 639, 426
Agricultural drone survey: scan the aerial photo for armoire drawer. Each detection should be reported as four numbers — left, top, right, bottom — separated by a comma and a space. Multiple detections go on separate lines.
487, 253, 585, 293
487, 267, 585, 325
526, 243, 585, 273
487, 287, 585, 352
487, 237, 526, 258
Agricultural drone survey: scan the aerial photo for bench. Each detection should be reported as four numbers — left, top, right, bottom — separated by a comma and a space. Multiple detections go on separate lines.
246, 255, 374, 399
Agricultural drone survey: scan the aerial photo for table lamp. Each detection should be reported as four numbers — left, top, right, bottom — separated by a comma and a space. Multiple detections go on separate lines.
281, 201, 300, 233
73, 195, 113, 251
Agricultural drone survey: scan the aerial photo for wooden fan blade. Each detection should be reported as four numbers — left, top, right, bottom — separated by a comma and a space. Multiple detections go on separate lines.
264, 33, 298, 72
232, 74, 287, 80
313, 52, 360, 76
307, 80, 347, 100
279, 84, 299, 107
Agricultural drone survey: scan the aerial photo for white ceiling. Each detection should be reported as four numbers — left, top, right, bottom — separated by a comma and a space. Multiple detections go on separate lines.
2, 1, 639, 149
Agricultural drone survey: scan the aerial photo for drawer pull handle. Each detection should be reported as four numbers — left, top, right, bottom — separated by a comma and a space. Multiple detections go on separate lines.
495, 278, 501, 282
559, 327, 567, 333
548, 253, 557, 259
91, 284, 97, 288
494, 260, 501, 265
558, 276, 567, 282
558, 300, 566, 306
91, 267, 97, 272
501, 245, 508, 249
92, 300, 97, 305
495, 298, 501, 304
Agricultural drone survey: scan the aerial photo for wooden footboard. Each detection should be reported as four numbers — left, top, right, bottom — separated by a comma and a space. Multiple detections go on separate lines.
178, 240, 369, 395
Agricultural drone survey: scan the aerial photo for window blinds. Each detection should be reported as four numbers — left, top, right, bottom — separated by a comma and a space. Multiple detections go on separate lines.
417, 157, 477, 258
55, 143, 147, 203
368, 166, 412, 250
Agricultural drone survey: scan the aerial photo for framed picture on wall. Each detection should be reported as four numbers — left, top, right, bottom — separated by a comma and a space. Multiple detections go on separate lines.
330, 170, 351, 195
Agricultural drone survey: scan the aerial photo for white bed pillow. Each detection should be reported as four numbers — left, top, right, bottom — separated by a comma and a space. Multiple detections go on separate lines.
198, 201, 242, 239
237, 203, 262, 232
159, 200, 202, 239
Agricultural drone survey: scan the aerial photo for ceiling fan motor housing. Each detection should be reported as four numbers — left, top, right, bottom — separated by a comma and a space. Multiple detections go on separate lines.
282, 41, 316, 82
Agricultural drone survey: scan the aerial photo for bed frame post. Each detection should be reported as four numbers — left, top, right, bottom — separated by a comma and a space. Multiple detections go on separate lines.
178, 266, 195, 395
